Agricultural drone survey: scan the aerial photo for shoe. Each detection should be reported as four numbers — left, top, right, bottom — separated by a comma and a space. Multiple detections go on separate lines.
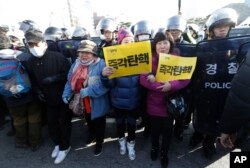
54, 146, 71, 164
15, 142, 29, 148
189, 132, 204, 147
118, 137, 126, 155
160, 150, 169, 168
127, 141, 136, 160
51, 145, 60, 158
150, 148, 159, 161
94, 143, 103, 156
203, 143, 216, 159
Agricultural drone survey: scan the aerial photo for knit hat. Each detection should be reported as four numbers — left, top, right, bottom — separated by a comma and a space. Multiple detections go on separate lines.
24, 29, 44, 43
117, 28, 134, 44
0, 33, 10, 49
77, 40, 97, 55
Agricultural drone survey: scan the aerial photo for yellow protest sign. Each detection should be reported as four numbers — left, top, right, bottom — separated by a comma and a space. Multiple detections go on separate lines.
103, 41, 152, 78
155, 53, 197, 82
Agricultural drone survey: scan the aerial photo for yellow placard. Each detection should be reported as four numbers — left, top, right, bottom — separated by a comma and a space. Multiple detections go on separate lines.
155, 53, 197, 82
103, 41, 152, 78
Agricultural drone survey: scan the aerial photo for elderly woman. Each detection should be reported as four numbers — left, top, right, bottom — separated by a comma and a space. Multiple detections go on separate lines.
63, 40, 109, 156
140, 32, 190, 168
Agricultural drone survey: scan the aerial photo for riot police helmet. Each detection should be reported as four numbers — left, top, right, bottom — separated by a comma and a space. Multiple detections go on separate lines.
166, 15, 187, 32
44, 26, 63, 41
19, 20, 40, 33
206, 8, 237, 32
72, 27, 91, 40
61, 28, 71, 39
96, 18, 117, 35
134, 20, 153, 41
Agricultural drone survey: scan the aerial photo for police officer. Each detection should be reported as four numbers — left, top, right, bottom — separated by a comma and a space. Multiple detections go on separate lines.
166, 15, 189, 44
190, 8, 237, 158
133, 20, 153, 137
61, 28, 71, 40
96, 18, 117, 59
133, 20, 153, 42
165, 15, 192, 141
187, 23, 201, 42
44, 26, 63, 42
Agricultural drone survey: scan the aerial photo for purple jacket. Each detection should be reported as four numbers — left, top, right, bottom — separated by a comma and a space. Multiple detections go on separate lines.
140, 52, 190, 117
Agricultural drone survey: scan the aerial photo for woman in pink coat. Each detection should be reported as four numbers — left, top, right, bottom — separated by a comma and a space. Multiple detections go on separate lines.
140, 32, 190, 168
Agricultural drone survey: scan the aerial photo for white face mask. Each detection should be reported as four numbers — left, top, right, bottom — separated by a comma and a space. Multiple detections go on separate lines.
138, 34, 150, 41
29, 42, 47, 58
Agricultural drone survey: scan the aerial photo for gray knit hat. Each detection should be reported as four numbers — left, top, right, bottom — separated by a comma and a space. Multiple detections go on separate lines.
24, 29, 44, 43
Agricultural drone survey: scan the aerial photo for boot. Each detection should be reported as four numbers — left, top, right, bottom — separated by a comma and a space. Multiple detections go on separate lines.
127, 140, 135, 160
118, 137, 126, 155
202, 135, 216, 159
160, 150, 169, 168
189, 131, 204, 147
14, 123, 28, 146
29, 123, 42, 151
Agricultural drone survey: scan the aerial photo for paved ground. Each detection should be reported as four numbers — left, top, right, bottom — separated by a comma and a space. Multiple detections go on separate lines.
0, 118, 245, 168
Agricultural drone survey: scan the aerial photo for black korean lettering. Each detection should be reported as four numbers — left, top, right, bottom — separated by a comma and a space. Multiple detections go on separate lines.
108, 59, 118, 69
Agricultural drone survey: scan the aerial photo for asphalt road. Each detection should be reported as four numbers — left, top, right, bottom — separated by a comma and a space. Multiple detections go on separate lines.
0, 118, 245, 168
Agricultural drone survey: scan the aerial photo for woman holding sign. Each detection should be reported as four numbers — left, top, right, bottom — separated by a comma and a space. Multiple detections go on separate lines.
101, 28, 141, 161
140, 32, 189, 168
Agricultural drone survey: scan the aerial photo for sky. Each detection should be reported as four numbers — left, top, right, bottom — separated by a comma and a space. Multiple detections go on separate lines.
0, 0, 245, 35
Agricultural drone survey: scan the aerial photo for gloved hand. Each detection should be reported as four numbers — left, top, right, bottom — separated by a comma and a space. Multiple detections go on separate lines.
63, 97, 69, 104
37, 92, 46, 102
42, 76, 58, 85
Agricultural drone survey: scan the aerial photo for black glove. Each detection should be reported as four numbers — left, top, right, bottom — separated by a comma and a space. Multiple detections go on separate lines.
42, 76, 58, 85
38, 92, 46, 102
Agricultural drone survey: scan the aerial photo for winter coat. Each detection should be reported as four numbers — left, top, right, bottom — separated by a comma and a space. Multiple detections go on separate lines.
140, 52, 190, 117
0, 49, 35, 107
97, 40, 117, 59
101, 73, 141, 110
63, 58, 110, 120
27, 50, 70, 107
220, 50, 250, 134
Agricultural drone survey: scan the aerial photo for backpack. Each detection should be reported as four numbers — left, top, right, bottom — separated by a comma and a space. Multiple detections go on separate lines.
0, 59, 31, 97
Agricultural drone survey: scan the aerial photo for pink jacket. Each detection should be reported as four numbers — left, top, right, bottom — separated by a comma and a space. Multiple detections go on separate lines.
140, 52, 190, 117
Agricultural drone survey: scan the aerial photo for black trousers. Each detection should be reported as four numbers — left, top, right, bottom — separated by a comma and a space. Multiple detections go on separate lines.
150, 116, 173, 152
85, 113, 106, 144
46, 104, 72, 150
0, 98, 8, 127
115, 108, 138, 142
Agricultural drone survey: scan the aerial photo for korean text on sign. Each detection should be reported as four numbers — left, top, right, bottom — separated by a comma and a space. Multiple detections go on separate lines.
155, 53, 197, 82
103, 41, 152, 78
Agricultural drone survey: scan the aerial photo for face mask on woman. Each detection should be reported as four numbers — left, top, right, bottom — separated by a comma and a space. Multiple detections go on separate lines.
29, 42, 47, 58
